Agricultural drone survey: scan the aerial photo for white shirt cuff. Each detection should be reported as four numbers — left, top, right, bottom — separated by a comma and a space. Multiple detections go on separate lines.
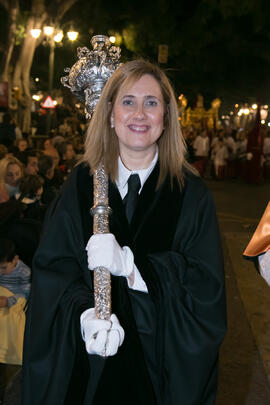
258, 251, 270, 286
127, 264, 148, 293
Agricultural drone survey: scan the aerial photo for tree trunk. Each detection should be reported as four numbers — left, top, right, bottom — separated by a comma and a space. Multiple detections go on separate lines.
12, 14, 47, 132
1, 3, 19, 82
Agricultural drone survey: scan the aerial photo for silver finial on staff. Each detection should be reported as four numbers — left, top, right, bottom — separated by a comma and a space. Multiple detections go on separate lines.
61, 34, 121, 321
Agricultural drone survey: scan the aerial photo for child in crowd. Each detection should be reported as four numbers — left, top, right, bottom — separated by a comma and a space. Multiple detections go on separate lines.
0, 238, 31, 365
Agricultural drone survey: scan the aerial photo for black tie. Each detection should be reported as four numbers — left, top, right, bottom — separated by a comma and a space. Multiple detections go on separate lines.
124, 174, 141, 223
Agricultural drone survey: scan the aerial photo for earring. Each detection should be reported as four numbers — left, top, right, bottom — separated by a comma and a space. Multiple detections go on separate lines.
110, 116, 114, 128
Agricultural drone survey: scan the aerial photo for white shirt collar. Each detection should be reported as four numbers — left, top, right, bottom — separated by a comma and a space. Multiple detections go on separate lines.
116, 147, 158, 199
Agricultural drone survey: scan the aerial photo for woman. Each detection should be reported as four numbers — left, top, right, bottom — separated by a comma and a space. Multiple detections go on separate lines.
0, 156, 23, 202
22, 60, 226, 405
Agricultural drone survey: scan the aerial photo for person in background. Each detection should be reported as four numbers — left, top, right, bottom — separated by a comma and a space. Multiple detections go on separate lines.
58, 118, 72, 138
263, 130, 270, 179
0, 145, 8, 160
38, 154, 58, 206
16, 174, 45, 222
193, 129, 210, 176
0, 156, 23, 202
224, 130, 237, 179
182, 128, 195, 164
23, 59, 226, 405
56, 141, 77, 178
14, 139, 29, 162
43, 146, 65, 189
19, 150, 39, 176
17, 139, 28, 153
212, 137, 228, 180
0, 113, 16, 148
0, 238, 31, 367
235, 129, 247, 179
42, 138, 54, 152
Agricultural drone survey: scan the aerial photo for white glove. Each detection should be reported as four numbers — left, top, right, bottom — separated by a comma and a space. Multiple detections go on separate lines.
86, 233, 134, 278
80, 308, 125, 357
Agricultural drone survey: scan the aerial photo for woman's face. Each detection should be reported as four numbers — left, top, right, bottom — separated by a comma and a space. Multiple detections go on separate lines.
5, 163, 22, 187
112, 74, 164, 157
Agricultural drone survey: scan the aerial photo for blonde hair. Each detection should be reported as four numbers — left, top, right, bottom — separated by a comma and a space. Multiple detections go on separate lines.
82, 59, 197, 188
0, 156, 23, 186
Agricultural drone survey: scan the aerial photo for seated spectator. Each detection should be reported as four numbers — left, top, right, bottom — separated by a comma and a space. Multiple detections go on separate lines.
18, 150, 39, 175
0, 156, 23, 202
16, 174, 45, 222
0, 238, 31, 366
38, 155, 58, 206
0, 113, 16, 147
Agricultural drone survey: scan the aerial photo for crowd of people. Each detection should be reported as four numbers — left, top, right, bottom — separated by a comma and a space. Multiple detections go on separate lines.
183, 126, 270, 182
0, 113, 84, 394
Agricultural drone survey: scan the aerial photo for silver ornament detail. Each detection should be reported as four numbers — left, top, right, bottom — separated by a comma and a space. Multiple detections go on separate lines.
61, 34, 121, 119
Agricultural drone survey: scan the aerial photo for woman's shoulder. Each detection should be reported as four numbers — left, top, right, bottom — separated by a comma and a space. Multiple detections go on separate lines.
184, 168, 208, 190
183, 169, 211, 201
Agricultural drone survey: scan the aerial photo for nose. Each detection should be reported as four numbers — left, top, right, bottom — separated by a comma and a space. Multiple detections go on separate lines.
134, 103, 146, 120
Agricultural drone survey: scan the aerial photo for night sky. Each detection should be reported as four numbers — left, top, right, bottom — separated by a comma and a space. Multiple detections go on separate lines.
1, 0, 270, 113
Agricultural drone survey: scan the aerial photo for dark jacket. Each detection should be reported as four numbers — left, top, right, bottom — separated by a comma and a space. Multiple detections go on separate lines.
22, 163, 226, 405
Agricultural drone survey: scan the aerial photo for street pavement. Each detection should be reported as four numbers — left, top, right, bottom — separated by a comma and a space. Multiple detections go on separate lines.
2, 177, 270, 404
208, 178, 270, 404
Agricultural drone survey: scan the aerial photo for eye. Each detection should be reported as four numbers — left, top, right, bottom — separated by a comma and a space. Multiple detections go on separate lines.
145, 98, 158, 107
122, 98, 134, 106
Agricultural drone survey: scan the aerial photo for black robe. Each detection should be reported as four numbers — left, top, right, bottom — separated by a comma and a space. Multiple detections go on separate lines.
22, 162, 226, 405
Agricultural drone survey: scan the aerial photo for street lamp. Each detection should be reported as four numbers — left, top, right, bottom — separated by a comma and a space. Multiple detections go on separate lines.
30, 25, 79, 134
67, 30, 78, 41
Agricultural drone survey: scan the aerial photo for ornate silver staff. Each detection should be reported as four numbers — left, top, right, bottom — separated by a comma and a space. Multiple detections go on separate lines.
61, 35, 121, 321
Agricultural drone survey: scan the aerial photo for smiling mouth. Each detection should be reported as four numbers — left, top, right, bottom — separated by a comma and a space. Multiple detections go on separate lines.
128, 125, 150, 133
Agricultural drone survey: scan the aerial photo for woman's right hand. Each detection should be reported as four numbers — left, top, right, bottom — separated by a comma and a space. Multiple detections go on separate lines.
80, 308, 125, 357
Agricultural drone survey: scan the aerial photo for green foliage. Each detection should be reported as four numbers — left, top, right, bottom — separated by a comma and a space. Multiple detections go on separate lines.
14, 11, 29, 45
15, 24, 26, 45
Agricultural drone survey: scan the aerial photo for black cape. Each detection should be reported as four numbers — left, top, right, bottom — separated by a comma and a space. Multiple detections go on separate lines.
22, 163, 226, 405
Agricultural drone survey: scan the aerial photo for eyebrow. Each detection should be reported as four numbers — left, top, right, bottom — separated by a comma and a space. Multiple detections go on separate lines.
121, 95, 161, 100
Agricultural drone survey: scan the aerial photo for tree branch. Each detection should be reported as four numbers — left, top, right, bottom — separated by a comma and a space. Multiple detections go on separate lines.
0, 0, 9, 10
54, 0, 78, 21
